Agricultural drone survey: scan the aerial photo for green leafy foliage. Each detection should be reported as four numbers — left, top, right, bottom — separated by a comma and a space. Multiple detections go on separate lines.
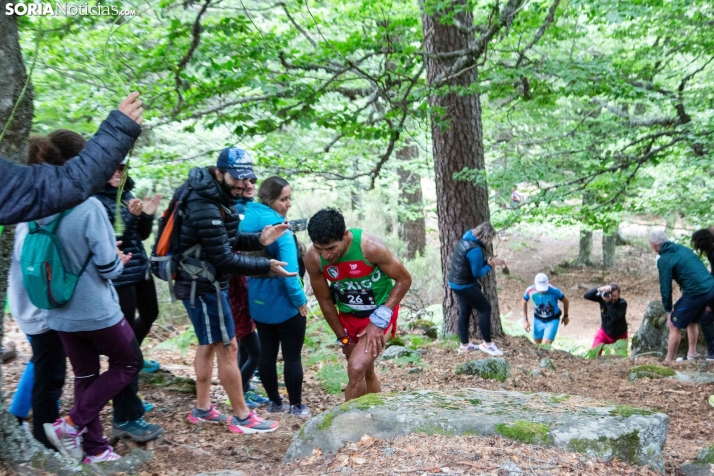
316, 363, 348, 395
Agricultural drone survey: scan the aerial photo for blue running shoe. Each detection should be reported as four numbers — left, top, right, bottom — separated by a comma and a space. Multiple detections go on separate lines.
245, 391, 269, 406
141, 359, 161, 373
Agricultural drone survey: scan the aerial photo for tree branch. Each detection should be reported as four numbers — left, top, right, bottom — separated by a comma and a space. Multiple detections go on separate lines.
173, 0, 212, 115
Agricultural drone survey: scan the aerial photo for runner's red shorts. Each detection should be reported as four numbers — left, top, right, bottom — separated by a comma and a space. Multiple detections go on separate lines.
339, 305, 399, 343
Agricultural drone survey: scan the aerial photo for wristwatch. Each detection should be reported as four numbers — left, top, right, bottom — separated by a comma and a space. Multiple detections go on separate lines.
336, 335, 351, 347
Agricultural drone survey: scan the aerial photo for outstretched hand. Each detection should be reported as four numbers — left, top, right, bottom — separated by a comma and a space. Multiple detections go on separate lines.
259, 223, 290, 247
142, 194, 162, 216
118, 92, 143, 125
269, 259, 297, 277
357, 322, 386, 357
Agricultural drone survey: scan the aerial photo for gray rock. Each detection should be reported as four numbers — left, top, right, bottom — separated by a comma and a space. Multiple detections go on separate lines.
455, 358, 510, 382
530, 369, 543, 377
407, 367, 423, 374
562, 372, 574, 382
694, 444, 714, 464
673, 371, 714, 385
382, 345, 417, 360
286, 389, 669, 473
632, 301, 705, 358
499, 461, 524, 475
540, 358, 556, 370
680, 464, 712, 476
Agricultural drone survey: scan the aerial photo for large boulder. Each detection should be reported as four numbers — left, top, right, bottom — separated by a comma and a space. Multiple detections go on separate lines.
631, 301, 704, 358
455, 358, 510, 382
286, 389, 669, 473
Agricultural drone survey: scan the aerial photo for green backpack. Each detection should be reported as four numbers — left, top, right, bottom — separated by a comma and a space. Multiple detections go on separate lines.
20, 210, 91, 310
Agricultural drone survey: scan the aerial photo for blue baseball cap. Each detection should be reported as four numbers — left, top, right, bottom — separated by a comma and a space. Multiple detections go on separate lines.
216, 146, 257, 180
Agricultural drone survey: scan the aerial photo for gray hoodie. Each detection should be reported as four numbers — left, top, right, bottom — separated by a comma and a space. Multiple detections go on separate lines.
8, 198, 125, 333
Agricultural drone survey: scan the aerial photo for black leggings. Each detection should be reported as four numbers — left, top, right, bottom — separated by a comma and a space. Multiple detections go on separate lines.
700, 310, 714, 356
453, 284, 492, 344
254, 314, 306, 406
116, 276, 160, 345
239, 332, 260, 394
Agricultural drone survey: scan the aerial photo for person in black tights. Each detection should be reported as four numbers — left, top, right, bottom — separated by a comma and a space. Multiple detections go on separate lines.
93, 162, 162, 373
447, 222, 507, 355
240, 176, 310, 418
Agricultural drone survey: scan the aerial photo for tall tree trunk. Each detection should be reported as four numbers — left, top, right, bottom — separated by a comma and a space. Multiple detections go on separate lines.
0, 6, 41, 465
422, 2, 501, 338
665, 210, 678, 238
602, 232, 617, 268
397, 144, 426, 260
577, 230, 593, 266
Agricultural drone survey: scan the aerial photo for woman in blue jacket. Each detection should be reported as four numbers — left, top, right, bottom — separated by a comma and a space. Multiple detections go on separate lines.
241, 176, 310, 418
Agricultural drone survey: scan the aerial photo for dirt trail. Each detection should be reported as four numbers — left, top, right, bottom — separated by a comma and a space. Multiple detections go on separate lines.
496, 228, 661, 347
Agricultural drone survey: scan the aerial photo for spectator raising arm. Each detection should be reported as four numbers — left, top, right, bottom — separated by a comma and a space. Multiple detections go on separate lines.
0, 93, 143, 225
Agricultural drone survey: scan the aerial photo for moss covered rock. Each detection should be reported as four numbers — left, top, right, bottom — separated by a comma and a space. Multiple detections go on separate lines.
285, 389, 669, 473
139, 369, 196, 395
694, 444, 714, 464
628, 365, 675, 381
456, 358, 510, 382
382, 345, 418, 360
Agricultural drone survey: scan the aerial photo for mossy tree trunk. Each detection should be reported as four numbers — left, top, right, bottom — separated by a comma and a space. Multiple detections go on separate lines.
602, 232, 617, 268
577, 230, 593, 267
0, 4, 43, 464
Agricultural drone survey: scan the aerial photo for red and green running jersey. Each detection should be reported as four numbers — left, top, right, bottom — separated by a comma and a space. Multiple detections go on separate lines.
320, 228, 394, 315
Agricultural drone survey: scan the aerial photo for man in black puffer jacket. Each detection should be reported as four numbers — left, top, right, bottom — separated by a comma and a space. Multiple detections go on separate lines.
175, 147, 294, 435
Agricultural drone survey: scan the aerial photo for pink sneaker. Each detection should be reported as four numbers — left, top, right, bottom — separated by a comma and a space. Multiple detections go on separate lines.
187, 404, 228, 424
228, 412, 279, 434
43, 418, 86, 460
83, 447, 121, 464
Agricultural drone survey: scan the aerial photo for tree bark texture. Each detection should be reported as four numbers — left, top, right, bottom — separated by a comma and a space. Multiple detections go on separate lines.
397, 144, 426, 260
0, 8, 54, 467
422, 2, 501, 338
577, 229, 593, 266
602, 232, 617, 268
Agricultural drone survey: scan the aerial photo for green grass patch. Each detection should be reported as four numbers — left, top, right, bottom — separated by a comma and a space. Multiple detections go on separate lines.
151, 328, 197, 356
550, 394, 571, 403
316, 363, 348, 394
495, 421, 552, 444
393, 353, 429, 369
609, 405, 655, 417
628, 364, 675, 380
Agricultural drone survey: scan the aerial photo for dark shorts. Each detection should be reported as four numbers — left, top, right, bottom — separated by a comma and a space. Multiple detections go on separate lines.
671, 287, 714, 330
183, 290, 235, 345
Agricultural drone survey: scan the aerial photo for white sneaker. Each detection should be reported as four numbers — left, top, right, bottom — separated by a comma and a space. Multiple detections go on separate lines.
479, 342, 504, 357
44, 418, 85, 460
83, 448, 121, 464
458, 343, 479, 353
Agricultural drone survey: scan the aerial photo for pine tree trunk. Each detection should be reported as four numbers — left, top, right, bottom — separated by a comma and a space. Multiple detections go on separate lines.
422, 2, 501, 338
577, 229, 593, 266
602, 232, 617, 268
397, 145, 426, 260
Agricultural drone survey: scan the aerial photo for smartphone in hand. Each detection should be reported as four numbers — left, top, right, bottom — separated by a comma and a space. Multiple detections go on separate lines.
288, 217, 307, 232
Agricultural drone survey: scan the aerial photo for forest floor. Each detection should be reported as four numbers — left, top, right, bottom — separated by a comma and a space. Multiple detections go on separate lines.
2, 225, 710, 475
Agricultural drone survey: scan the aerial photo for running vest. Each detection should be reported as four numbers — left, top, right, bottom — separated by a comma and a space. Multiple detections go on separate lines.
320, 229, 394, 316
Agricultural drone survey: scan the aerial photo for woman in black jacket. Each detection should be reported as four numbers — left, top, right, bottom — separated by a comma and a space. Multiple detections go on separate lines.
692, 228, 714, 361
94, 162, 162, 373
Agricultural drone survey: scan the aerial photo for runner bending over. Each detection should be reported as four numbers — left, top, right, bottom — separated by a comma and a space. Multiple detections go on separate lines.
305, 208, 411, 401
522, 273, 569, 344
